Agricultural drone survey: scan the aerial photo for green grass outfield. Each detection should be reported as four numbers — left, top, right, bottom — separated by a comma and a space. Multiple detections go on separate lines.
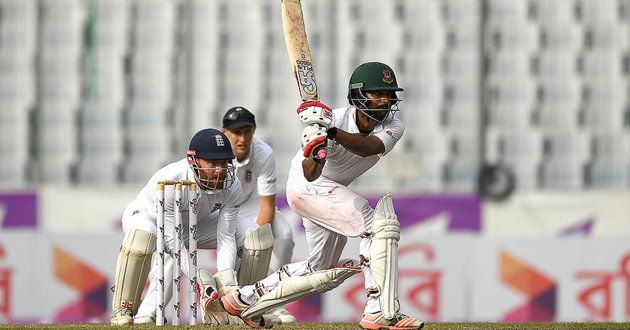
0, 323, 628, 330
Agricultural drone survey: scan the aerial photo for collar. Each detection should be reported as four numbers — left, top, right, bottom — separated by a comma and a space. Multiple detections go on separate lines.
234, 144, 253, 167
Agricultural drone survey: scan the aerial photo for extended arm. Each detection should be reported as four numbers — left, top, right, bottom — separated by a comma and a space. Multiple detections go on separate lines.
256, 194, 277, 226
216, 184, 243, 271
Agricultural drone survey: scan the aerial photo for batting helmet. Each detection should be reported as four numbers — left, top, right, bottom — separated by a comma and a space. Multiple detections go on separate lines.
188, 128, 235, 160
347, 62, 403, 122
187, 128, 235, 190
348, 62, 404, 92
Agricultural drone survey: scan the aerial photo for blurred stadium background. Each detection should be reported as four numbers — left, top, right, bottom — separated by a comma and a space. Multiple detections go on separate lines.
0, 0, 629, 325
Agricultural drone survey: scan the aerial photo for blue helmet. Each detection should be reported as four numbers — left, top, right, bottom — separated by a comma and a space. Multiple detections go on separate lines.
187, 128, 235, 190
188, 128, 235, 160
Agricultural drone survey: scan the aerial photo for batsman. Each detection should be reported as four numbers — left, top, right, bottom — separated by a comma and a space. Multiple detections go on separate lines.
220, 62, 425, 330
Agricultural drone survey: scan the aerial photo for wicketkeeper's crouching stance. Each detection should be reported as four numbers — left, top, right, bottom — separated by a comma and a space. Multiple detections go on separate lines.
112, 224, 274, 326
110, 128, 275, 327
153, 224, 276, 326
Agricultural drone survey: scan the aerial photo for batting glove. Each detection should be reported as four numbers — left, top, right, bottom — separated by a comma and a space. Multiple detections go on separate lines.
297, 101, 334, 128
301, 124, 328, 159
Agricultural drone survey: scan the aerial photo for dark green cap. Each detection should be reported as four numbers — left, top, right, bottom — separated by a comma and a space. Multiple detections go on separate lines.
348, 62, 404, 92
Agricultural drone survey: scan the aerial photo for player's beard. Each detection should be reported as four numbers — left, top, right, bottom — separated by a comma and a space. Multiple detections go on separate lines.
359, 108, 390, 125
193, 166, 235, 191
205, 179, 224, 190
359, 98, 399, 123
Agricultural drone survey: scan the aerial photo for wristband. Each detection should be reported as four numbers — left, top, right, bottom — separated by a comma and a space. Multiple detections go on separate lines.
327, 127, 338, 140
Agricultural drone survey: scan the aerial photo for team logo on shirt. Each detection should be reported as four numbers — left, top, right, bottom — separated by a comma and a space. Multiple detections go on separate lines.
214, 134, 225, 147
211, 202, 223, 213
382, 70, 394, 84
245, 170, 252, 183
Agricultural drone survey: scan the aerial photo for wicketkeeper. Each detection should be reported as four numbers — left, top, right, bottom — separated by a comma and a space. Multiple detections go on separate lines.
110, 128, 273, 328
135, 107, 296, 325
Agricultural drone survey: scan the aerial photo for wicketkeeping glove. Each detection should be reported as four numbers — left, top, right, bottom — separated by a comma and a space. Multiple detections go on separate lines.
297, 101, 334, 128
301, 124, 328, 159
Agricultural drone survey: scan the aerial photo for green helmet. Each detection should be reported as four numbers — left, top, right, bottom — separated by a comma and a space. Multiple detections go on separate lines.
348, 62, 404, 92
347, 62, 403, 122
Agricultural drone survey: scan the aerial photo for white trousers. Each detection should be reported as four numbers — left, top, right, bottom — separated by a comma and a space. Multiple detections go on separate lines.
267, 209, 295, 273
241, 172, 381, 313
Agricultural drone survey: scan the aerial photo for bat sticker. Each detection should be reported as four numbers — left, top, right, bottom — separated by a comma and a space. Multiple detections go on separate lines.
296, 55, 318, 98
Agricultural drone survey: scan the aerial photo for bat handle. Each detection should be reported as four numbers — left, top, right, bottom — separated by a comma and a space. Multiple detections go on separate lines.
316, 147, 327, 160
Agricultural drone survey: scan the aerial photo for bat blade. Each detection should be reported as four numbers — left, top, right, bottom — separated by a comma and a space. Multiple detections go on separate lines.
281, 0, 319, 102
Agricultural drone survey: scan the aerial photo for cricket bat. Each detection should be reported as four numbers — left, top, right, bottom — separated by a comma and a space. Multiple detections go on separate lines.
281, 0, 327, 159
281, 0, 319, 102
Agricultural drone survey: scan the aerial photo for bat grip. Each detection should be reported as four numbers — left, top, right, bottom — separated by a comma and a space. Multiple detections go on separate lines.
316, 148, 327, 160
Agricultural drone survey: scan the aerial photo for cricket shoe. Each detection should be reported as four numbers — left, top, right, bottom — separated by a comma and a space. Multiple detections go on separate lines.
359, 311, 424, 330
110, 306, 133, 325
220, 289, 273, 328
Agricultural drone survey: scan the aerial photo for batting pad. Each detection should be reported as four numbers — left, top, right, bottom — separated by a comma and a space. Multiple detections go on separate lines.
241, 266, 360, 319
112, 229, 157, 314
238, 224, 274, 285
370, 192, 401, 320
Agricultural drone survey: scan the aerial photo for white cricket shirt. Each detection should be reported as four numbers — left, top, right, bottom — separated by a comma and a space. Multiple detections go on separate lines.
134, 158, 243, 271
233, 137, 277, 219
290, 106, 404, 186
